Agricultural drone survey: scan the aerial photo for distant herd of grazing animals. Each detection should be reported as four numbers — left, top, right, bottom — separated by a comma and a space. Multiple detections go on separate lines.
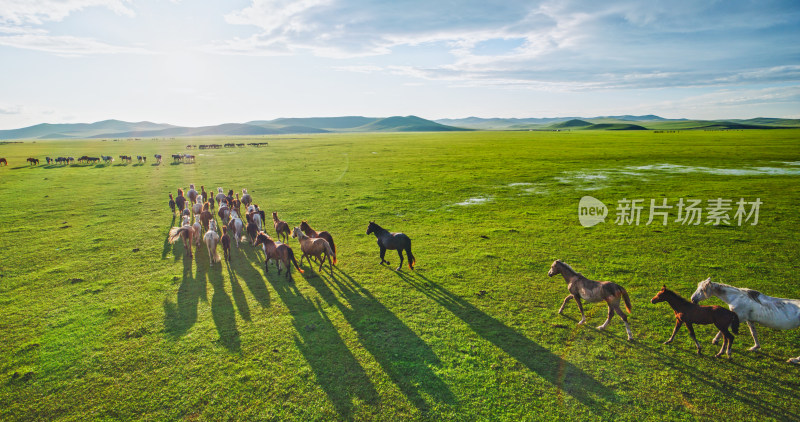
547, 259, 800, 363
3, 154, 178, 167
185, 142, 268, 149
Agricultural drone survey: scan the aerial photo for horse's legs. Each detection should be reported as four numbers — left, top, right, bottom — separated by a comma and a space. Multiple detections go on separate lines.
715, 328, 733, 358
685, 323, 701, 354
378, 244, 388, 265
612, 305, 634, 341
711, 330, 723, 345
665, 320, 682, 344
395, 249, 404, 271
597, 305, 614, 330
557, 294, 573, 314
573, 297, 586, 324
317, 254, 326, 272
746, 321, 760, 351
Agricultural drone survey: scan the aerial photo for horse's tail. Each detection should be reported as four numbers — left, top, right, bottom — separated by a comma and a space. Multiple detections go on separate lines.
168, 226, 189, 244
328, 236, 337, 264
211, 249, 221, 263
621, 288, 632, 314
731, 312, 740, 335
324, 241, 335, 265
288, 248, 304, 273
406, 242, 415, 268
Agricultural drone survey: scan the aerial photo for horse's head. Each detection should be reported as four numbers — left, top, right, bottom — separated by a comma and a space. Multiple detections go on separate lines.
300, 220, 310, 231
547, 260, 563, 277
650, 285, 669, 304
242, 188, 247, 194
690, 277, 714, 304
366, 221, 378, 235
291, 227, 301, 238
218, 187, 223, 193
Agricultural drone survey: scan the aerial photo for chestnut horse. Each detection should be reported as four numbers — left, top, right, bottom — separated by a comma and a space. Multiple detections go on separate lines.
300, 220, 337, 264
366, 221, 415, 271
254, 232, 303, 279
292, 227, 334, 276
273, 212, 291, 243
0, 158, 7, 166
651, 285, 739, 358
548, 260, 633, 340
168, 216, 194, 258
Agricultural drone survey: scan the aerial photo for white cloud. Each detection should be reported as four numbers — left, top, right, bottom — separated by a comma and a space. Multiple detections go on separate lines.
214, 0, 800, 90
0, 0, 135, 25
0, 104, 22, 114
0, 33, 151, 56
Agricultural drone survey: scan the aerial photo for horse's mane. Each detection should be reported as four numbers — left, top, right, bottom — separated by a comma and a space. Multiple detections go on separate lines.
557, 260, 582, 277
663, 288, 692, 305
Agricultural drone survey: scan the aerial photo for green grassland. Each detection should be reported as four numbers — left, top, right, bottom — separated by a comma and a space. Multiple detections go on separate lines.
1, 130, 799, 421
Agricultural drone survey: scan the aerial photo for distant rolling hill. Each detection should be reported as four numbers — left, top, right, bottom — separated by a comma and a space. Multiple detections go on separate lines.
0, 115, 466, 139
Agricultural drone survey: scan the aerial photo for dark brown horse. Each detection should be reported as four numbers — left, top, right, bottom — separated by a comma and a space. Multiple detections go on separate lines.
366, 221, 415, 271
0, 158, 7, 166
168, 193, 176, 214
221, 226, 232, 262
254, 232, 303, 279
175, 189, 186, 212
27, 157, 39, 166
300, 220, 337, 264
651, 285, 739, 358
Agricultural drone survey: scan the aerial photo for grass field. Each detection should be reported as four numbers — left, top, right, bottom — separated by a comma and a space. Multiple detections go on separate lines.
1, 130, 799, 421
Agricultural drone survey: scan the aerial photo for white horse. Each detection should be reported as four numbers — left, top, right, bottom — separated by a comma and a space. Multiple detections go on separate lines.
691, 277, 800, 363
192, 194, 203, 216
241, 188, 252, 208
227, 210, 244, 248
204, 220, 221, 265
215, 187, 227, 206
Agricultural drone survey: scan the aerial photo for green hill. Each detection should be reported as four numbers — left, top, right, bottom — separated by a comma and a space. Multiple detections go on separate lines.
552, 119, 592, 128
582, 123, 648, 130
355, 115, 469, 132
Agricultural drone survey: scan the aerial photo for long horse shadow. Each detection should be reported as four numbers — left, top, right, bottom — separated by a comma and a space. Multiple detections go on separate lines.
229, 243, 270, 309
161, 215, 176, 259
164, 257, 201, 338
395, 271, 617, 411
265, 271, 378, 418
225, 257, 253, 322
306, 268, 455, 411
596, 328, 800, 419
205, 260, 241, 352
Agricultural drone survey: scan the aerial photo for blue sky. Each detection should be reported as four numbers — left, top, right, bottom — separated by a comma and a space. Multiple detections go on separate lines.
0, 0, 798, 129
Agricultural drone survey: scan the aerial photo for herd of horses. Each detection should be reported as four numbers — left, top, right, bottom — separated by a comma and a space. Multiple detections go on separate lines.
3, 153, 193, 167
167, 185, 414, 282
548, 259, 800, 363
163, 184, 799, 364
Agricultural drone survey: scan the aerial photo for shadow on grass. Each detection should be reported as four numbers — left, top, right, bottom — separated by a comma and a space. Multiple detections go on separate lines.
161, 215, 176, 259
266, 270, 378, 418
396, 271, 617, 412
207, 259, 240, 352
305, 268, 455, 412
164, 256, 201, 338
598, 329, 800, 419
230, 243, 270, 308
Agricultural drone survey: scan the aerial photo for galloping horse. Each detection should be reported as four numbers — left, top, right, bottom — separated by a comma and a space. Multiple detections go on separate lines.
548, 260, 633, 340
300, 221, 337, 264
168, 216, 195, 258
366, 221, 415, 271
691, 278, 800, 363
221, 227, 232, 262
227, 210, 244, 248
292, 227, 334, 276
204, 220, 221, 265
175, 189, 187, 213
254, 232, 303, 279
187, 184, 198, 205
168, 194, 176, 214
652, 285, 739, 358
272, 212, 291, 243
241, 189, 252, 208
